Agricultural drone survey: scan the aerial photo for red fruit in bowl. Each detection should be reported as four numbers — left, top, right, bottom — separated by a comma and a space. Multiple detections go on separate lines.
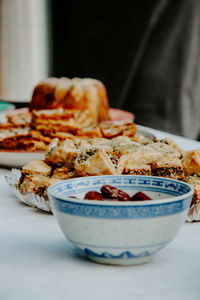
84, 191, 103, 200
131, 192, 152, 201
101, 185, 131, 201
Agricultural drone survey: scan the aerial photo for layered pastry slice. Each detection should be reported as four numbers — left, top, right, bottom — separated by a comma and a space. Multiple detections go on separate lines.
45, 138, 78, 167
181, 149, 200, 176
14, 136, 200, 222
100, 119, 137, 139
21, 159, 52, 176
0, 111, 31, 130
18, 160, 52, 198
31, 108, 97, 134
151, 156, 184, 180
74, 147, 117, 176
116, 142, 184, 179
116, 144, 162, 175
184, 175, 200, 206
182, 150, 200, 211
19, 174, 50, 197
31, 109, 81, 133
0, 128, 51, 151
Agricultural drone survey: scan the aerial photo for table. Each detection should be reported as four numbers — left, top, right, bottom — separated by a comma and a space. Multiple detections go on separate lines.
1, 125, 200, 300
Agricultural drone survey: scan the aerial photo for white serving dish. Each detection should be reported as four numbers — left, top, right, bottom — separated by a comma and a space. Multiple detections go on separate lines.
0, 108, 138, 168
0, 151, 44, 168
48, 175, 193, 265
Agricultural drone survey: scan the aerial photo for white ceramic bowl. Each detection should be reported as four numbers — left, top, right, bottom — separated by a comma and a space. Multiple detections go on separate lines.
48, 175, 193, 265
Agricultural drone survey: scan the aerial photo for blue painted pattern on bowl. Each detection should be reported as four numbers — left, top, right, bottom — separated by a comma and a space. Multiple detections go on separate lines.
48, 175, 193, 265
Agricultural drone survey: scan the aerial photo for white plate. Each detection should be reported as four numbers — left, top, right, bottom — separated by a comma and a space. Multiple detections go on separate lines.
0, 151, 44, 168
0, 129, 155, 168
0, 107, 155, 168
5, 169, 51, 212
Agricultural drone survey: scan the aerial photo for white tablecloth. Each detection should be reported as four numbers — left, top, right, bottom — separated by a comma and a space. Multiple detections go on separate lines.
1, 125, 200, 300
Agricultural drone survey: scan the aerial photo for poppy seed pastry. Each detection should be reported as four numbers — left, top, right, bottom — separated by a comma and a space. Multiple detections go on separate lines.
151, 156, 184, 180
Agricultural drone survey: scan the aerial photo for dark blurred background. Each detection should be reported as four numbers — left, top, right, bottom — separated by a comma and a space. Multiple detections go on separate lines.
1, 0, 199, 139
50, 0, 200, 139
50, 0, 156, 108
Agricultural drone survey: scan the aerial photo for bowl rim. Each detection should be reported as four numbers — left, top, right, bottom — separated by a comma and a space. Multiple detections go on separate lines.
47, 175, 194, 206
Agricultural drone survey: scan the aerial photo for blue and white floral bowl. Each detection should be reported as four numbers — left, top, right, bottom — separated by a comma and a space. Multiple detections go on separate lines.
48, 175, 193, 265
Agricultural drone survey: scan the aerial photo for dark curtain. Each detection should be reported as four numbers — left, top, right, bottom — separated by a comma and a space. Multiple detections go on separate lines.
50, 0, 200, 139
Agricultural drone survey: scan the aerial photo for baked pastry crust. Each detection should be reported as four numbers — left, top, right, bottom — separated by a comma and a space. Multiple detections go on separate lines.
29, 77, 110, 123
0, 128, 51, 151
18, 136, 200, 214
75, 148, 117, 176
19, 174, 50, 195
184, 175, 200, 205
151, 156, 184, 180
0, 112, 31, 130
45, 138, 78, 166
51, 166, 71, 180
0, 77, 113, 151
182, 150, 200, 176
31, 108, 97, 133
22, 160, 52, 176
100, 120, 137, 139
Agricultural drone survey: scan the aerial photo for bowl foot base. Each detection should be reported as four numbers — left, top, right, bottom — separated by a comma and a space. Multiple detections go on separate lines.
86, 254, 153, 266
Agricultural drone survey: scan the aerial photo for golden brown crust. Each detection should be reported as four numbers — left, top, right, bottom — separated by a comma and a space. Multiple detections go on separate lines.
29, 77, 110, 123
76, 126, 102, 138
7, 112, 31, 128
45, 138, 78, 166
116, 144, 183, 178
0, 78, 139, 151
22, 160, 52, 176
182, 150, 200, 176
0, 112, 31, 130
51, 166, 70, 180
48, 177, 63, 186
100, 120, 137, 139
41, 131, 75, 141
74, 148, 117, 176
19, 174, 50, 195
148, 142, 181, 159
0, 129, 51, 151
184, 176, 200, 205
151, 157, 184, 180
17, 136, 200, 212
117, 153, 153, 175
31, 108, 96, 133
28, 77, 59, 111
159, 137, 185, 155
